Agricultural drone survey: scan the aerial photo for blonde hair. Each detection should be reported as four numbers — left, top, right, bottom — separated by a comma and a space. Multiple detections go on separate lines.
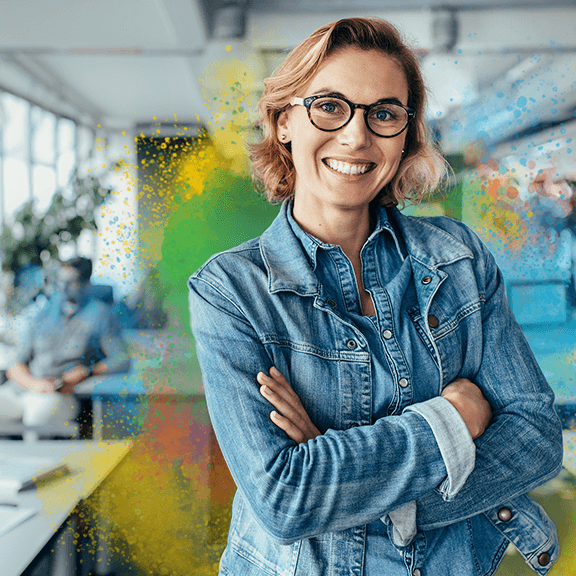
249, 18, 447, 206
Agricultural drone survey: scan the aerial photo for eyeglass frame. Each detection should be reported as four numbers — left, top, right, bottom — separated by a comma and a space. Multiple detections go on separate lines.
290, 95, 415, 138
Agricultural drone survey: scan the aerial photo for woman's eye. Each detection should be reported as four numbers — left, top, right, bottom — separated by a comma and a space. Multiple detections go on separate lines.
314, 99, 346, 115
372, 107, 396, 122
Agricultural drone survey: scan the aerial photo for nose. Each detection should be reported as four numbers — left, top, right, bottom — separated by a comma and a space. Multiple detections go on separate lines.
336, 108, 370, 149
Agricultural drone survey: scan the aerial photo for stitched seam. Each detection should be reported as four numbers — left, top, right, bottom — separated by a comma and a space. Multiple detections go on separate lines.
261, 337, 371, 362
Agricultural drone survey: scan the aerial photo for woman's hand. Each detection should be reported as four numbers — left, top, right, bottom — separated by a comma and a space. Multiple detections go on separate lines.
441, 378, 492, 440
257, 366, 321, 444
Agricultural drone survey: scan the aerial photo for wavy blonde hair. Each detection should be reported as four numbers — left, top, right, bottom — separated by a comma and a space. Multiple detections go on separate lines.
249, 18, 447, 206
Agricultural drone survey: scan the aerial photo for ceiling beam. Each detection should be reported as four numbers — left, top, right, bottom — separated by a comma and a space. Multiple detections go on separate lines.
0, 54, 105, 124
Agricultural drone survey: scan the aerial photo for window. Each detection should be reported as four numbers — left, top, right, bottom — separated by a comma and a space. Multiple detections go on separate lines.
0, 91, 78, 227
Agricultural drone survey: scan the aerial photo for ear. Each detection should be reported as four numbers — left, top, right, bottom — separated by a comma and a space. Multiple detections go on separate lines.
277, 108, 292, 143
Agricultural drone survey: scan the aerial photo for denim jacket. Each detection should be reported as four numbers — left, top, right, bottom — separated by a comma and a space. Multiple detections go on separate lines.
188, 201, 563, 576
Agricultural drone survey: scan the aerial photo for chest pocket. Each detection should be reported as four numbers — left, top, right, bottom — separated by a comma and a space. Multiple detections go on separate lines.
408, 296, 483, 387
262, 338, 372, 433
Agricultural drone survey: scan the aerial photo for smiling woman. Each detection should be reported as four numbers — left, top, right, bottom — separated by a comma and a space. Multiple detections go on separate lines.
188, 17, 563, 576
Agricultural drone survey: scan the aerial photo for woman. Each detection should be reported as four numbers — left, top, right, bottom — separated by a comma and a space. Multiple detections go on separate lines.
189, 18, 563, 576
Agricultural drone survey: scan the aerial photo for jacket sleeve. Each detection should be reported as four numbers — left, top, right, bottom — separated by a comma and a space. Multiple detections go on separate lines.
415, 227, 564, 531
189, 268, 453, 544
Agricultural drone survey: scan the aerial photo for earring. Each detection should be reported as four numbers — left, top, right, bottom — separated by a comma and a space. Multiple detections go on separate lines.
402, 149, 405, 154
280, 134, 287, 142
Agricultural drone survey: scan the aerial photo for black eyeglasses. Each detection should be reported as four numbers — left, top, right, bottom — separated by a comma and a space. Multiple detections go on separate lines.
291, 95, 414, 138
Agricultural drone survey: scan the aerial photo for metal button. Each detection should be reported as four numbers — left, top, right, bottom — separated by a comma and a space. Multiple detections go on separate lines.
538, 552, 551, 566
382, 329, 393, 340
421, 276, 432, 285
497, 507, 512, 522
346, 339, 357, 350
428, 315, 439, 328
399, 378, 408, 388
326, 298, 337, 308
414, 570, 422, 576
349, 422, 359, 428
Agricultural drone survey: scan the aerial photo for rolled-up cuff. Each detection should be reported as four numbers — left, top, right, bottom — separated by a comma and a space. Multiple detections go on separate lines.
405, 396, 475, 501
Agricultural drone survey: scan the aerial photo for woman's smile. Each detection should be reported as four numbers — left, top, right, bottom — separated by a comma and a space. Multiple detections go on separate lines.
322, 158, 376, 176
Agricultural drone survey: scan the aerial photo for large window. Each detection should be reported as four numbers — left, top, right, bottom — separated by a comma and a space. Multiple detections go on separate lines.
0, 91, 80, 226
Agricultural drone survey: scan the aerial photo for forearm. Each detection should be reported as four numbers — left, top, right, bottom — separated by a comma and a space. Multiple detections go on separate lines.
416, 243, 563, 529
416, 397, 562, 530
212, 391, 448, 543
6, 363, 41, 390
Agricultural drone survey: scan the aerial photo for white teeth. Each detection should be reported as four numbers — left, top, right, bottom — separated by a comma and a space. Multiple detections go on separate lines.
325, 159, 372, 175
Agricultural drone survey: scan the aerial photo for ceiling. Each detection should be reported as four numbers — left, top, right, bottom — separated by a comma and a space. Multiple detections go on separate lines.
0, 0, 575, 165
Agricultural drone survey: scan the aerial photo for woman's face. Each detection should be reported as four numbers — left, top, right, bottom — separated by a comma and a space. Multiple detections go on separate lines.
279, 48, 409, 217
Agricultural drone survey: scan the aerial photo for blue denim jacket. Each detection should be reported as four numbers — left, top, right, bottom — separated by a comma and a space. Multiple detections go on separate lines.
189, 201, 563, 576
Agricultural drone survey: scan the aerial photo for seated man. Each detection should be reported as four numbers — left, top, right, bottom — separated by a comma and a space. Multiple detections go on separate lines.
0, 257, 130, 432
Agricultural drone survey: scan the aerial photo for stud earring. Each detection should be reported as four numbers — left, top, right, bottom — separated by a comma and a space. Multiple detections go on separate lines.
280, 134, 287, 142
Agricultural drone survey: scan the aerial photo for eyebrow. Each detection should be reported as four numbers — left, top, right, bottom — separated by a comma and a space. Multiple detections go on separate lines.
310, 88, 405, 106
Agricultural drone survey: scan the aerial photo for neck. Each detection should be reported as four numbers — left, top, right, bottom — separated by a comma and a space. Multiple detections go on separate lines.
292, 200, 373, 261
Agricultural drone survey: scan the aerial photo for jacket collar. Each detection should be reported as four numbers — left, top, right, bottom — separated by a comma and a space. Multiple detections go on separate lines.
387, 208, 474, 269
260, 200, 473, 295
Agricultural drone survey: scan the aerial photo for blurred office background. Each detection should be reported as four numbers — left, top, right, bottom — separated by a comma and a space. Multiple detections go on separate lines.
0, 1, 575, 575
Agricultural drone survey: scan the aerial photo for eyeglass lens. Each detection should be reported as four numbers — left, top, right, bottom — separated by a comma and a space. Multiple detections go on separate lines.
308, 97, 408, 136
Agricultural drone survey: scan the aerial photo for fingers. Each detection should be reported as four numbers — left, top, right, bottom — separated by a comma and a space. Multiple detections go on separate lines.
257, 367, 300, 404
258, 378, 308, 430
270, 410, 306, 444
257, 367, 321, 443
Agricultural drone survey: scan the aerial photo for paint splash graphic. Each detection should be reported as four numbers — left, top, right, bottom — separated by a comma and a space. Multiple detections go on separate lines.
32, 49, 276, 576
32, 46, 576, 576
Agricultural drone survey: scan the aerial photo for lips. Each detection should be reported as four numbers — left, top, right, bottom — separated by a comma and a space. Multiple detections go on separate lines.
323, 158, 376, 175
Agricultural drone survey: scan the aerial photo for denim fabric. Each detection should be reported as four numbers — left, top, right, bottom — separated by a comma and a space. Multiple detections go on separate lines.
285, 203, 475, 551
189, 200, 563, 576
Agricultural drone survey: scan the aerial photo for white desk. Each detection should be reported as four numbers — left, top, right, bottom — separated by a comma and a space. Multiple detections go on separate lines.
0, 440, 131, 576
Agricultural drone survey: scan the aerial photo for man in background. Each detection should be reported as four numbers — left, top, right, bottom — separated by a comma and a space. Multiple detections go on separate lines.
0, 257, 130, 432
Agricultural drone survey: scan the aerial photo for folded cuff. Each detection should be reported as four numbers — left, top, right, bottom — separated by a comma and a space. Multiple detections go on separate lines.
405, 396, 476, 501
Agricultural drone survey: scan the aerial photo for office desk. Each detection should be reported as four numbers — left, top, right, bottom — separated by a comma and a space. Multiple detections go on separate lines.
0, 440, 132, 576
75, 373, 203, 441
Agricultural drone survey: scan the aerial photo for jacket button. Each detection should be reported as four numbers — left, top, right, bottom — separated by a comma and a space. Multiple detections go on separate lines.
350, 422, 359, 428
497, 507, 512, 522
414, 570, 422, 576
422, 276, 432, 285
428, 315, 439, 328
382, 329, 393, 340
538, 552, 551, 566
326, 298, 337, 308
346, 339, 357, 350
399, 378, 408, 388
